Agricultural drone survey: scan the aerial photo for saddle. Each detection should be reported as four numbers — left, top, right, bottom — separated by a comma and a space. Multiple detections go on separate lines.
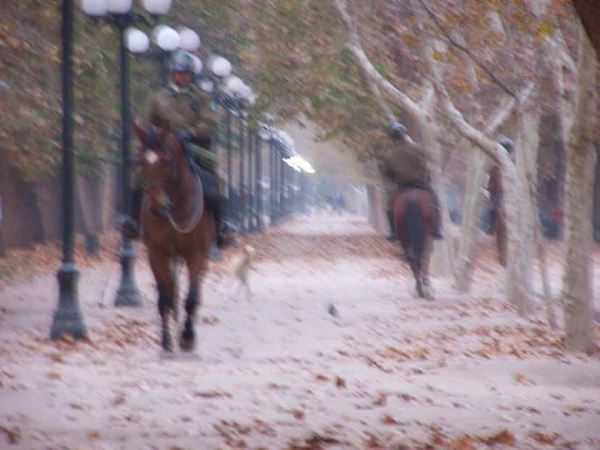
398, 181, 433, 194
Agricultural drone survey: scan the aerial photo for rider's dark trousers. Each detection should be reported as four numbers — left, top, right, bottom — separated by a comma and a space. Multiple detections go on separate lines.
192, 163, 228, 226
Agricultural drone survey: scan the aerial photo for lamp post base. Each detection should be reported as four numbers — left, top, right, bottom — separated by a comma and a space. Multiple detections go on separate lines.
114, 239, 142, 307
209, 244, 222, 261
51, 263, 87, 340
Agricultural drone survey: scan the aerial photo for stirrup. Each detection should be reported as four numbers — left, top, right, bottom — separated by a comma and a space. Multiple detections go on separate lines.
120, 217, 140, 240
216, 221, 237, 248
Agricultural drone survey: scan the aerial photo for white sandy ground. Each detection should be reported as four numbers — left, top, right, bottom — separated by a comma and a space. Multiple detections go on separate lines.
0, 213, 599, 449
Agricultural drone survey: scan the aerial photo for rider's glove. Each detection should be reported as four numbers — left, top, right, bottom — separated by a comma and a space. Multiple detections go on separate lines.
175, 129, 193, 144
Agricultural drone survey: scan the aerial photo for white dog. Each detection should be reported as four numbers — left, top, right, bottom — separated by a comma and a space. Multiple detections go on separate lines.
230, 245, 257, 301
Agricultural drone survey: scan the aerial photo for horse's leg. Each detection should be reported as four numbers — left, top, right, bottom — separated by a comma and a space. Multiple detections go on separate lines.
148, 251, 176, 352
496, 213, 507, 267
245, 281, 252, 302
180, 255, 205, 352
421, 239, 435, 301
414, 258, 424, 298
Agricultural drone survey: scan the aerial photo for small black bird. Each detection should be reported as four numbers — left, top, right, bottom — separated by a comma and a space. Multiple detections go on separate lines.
328, 303, 339, 318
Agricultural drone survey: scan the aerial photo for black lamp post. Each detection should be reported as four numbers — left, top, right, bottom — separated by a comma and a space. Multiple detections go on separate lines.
225, 109, 233, 210
279, 157, 285, 219
247, 127, 254, 231
269, 144, 277, 225
114, 18, 141, 306
81, 0, 173, 307
254, 132, 264, 231
238, 114, 245, 234
51, 0, 87, 340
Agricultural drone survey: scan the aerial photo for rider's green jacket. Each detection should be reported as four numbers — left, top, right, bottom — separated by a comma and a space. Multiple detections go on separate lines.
144, 85, 219, 171
379, 138, 432, 191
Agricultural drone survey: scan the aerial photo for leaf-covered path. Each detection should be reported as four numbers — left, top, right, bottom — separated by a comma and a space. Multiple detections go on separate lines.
1, 214, 599, 449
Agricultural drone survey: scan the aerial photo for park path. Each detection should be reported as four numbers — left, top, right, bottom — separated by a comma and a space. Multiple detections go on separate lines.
1, 213, 600, 449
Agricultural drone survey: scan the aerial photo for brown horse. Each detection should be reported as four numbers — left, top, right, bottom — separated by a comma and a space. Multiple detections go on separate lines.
133, 123, 215, 352
390, 187, 436, 300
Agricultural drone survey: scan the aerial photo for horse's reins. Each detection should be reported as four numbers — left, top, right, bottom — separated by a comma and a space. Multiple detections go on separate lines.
166, 170, 204, 234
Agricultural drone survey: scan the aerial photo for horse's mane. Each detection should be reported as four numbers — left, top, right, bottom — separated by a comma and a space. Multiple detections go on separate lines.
143, 125, 171, 150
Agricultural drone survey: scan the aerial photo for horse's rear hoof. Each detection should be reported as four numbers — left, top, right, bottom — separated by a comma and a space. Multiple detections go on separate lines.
162, 337, 174, 353
179, 330, 196, 352
179, 338, 195, 352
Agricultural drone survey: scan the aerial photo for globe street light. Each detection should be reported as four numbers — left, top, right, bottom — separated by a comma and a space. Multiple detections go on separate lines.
81, 0, 172, 307
178, 27, 200, 52
126, 27, 150, 53
143, 0, 172, 16
151, 24, 180, 85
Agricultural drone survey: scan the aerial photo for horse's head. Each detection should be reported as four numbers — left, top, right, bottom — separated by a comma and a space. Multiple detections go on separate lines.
133, 122, 178, 218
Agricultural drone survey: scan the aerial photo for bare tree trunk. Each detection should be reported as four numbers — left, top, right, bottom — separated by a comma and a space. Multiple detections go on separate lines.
501, 147, 532, 315
415, 103, 455, 277
561, 21, 597, 352
366, 184, 387, 234
454, 152, 489, 291
428, 52, 532, 314
453, 90, 532, 291
504, 107, 542, 313
519, 106, 559, 329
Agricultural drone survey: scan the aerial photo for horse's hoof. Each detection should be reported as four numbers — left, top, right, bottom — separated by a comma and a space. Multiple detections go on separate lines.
179, 330, 195, 352
160, 349, 176, 359
162, 338, 174, 353
179, 338, 195, 352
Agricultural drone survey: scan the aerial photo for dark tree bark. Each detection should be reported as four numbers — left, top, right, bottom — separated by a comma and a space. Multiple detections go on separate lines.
573, 0, 600, 57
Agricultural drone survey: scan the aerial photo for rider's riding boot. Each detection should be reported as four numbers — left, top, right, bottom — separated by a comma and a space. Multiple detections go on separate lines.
386, 210, 398, 241
121, 187, 143, 240
431, 192, 443, 240
214, 196, 237, 248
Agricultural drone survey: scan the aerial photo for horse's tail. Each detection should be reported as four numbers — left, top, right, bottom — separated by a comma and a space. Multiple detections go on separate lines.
405, 199, 425, 264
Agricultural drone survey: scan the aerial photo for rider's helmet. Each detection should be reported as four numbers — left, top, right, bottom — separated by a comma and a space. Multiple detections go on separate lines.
388, 121, 408, 139
170, 49, 195, 73
498, 136, 514, 153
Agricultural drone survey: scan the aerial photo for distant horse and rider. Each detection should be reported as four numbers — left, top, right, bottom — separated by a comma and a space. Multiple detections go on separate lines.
389, 187, 438, 299
381, 122, 442, 300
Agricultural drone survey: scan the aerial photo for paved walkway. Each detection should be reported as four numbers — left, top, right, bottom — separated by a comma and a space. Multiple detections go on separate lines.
1, 214, 599, 449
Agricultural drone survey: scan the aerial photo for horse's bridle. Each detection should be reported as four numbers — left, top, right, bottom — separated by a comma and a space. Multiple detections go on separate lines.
140, 132, 204, 233
140, 136, 177, 216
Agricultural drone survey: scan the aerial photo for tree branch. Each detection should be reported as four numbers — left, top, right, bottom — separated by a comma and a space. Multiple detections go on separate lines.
331, 0, 425, 121
364, 75, 396, 124
483, 82, 534, 134
414, 0, 517, 99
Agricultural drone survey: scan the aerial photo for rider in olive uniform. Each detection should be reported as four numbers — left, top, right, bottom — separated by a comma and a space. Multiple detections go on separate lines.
123, 50, 235, 246
379, 122, 442, 240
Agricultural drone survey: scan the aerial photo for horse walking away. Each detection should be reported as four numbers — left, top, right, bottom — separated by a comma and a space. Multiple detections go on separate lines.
133, 123, 215, 352
390, 187, 436, 300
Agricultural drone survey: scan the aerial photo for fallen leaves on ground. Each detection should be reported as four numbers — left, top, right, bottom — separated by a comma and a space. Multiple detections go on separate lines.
448, 429, 515, 449
529, 430, 560, 444
0, 424, 21, 444
334, 376, 346, 388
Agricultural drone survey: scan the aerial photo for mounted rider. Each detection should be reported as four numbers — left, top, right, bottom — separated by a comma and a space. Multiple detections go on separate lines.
123, 49, 236, 247
379, 121, 443, 240
486, 136, 513, 266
